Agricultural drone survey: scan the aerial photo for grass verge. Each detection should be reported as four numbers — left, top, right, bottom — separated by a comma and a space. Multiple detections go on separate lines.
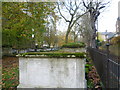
2, 57, 19, 89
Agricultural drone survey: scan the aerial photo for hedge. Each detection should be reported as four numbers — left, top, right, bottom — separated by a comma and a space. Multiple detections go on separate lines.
62, 42, 85, 48
111, 36, 120, 45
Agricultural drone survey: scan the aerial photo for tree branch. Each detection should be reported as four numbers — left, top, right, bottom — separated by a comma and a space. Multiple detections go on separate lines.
70, 11, 88, 29
99, 6, 105, 10
64, 3, 73, 15
57, 2, 70, 22
82, 0, 88, 9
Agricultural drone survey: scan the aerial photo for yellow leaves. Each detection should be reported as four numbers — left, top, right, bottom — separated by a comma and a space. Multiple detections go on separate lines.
2, 2, 57, 49
21, 34, 26, 37
111, 36, 120, 45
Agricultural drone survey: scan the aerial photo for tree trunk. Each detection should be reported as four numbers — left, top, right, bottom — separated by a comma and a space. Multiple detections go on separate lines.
91, 17, 97, 48
74, 37, 76, 43
65, 32, 69, 43
65, 26, 71, 43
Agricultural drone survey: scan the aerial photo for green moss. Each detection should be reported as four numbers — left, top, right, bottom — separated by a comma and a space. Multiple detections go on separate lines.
19, 52, 86, 58
62, 42, 85, 48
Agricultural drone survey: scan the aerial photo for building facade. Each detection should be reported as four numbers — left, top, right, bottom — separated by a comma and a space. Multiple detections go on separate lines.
116, 1, 120, 35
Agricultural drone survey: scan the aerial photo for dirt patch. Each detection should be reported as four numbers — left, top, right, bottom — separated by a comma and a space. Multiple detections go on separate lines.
2, 57, 19, 68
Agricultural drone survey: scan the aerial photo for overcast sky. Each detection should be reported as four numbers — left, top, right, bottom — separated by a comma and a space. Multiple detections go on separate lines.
57, 0, 120, 33
98, 0, 120, 32
3, 0, 118, 32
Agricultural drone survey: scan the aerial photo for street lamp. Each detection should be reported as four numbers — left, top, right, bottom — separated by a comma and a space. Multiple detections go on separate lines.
32, 28, 35, 49
105, 30, 110, 54
105, 33, 110, 88
32, 34, 34, 38
35, 43, 38, 52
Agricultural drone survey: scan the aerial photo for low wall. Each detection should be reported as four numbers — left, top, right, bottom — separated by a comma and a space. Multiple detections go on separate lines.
2, 48, 12, 56
61, 48, 86, 52
17, 56, 86, 88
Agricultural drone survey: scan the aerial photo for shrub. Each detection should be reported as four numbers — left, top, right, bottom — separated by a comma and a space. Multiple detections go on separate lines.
111, 36, 120, 45
62, 42, 85, 48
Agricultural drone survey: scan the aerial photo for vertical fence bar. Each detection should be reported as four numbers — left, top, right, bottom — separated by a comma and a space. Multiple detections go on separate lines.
107, 48, 109, 88
87, 47, 120, 89
118, 44, 120, 89
118, 57, 120, 88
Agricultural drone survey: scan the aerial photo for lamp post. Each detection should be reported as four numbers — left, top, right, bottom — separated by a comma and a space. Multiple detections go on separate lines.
32, 28, 35, 49
35, 43, 38, 52
106, 42, 110, 56
105, 31, 110, 88
105, 30, 110, 54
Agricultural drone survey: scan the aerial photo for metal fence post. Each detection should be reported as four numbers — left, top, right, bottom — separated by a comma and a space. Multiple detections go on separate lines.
117, 45, 120, 89
106, 43, 110, 88
88, 46, 119, 89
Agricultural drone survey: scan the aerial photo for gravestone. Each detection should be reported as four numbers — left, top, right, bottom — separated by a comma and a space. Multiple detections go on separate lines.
17, 55, 86, 88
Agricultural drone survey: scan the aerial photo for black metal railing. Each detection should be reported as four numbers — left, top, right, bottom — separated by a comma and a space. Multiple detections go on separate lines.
87, 47, 120, 88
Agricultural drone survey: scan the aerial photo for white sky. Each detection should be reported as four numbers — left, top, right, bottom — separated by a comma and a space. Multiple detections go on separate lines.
98, 0, 120, 32
57, 0, 120, 33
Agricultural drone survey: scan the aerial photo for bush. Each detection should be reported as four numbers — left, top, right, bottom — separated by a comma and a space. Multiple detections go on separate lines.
62, 42, 85, 48
111, 36, 120, 45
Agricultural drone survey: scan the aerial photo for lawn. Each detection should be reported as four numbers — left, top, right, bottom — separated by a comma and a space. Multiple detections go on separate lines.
2, 57, 19, 89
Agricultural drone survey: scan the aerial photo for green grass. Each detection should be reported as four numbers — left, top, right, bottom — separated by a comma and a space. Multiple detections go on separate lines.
62, 42, 85, 48
2, 66, 19, 89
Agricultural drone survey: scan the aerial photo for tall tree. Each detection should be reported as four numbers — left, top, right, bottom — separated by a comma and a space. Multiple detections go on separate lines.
82, 0, 108, 48
22, 2, 56, 47
78, 13, 93, 46
2, 2, 30, 49
44, 11, 59, 47
57, 0, 88, 43
2, 2, 56, 49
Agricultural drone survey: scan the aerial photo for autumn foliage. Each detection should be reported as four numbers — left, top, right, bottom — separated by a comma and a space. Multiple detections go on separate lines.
111, 36, 120, 45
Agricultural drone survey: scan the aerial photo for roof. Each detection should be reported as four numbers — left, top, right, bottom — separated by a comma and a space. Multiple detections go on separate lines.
99, 32, 116, 39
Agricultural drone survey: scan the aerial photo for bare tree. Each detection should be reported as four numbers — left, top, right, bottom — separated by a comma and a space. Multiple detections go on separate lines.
82, 0, 108, 48
57, 0, 88, 43
70, 13, 93, 46
80, 13, 93, 46
70, 22, 83, 42
44, 11, 60, 48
